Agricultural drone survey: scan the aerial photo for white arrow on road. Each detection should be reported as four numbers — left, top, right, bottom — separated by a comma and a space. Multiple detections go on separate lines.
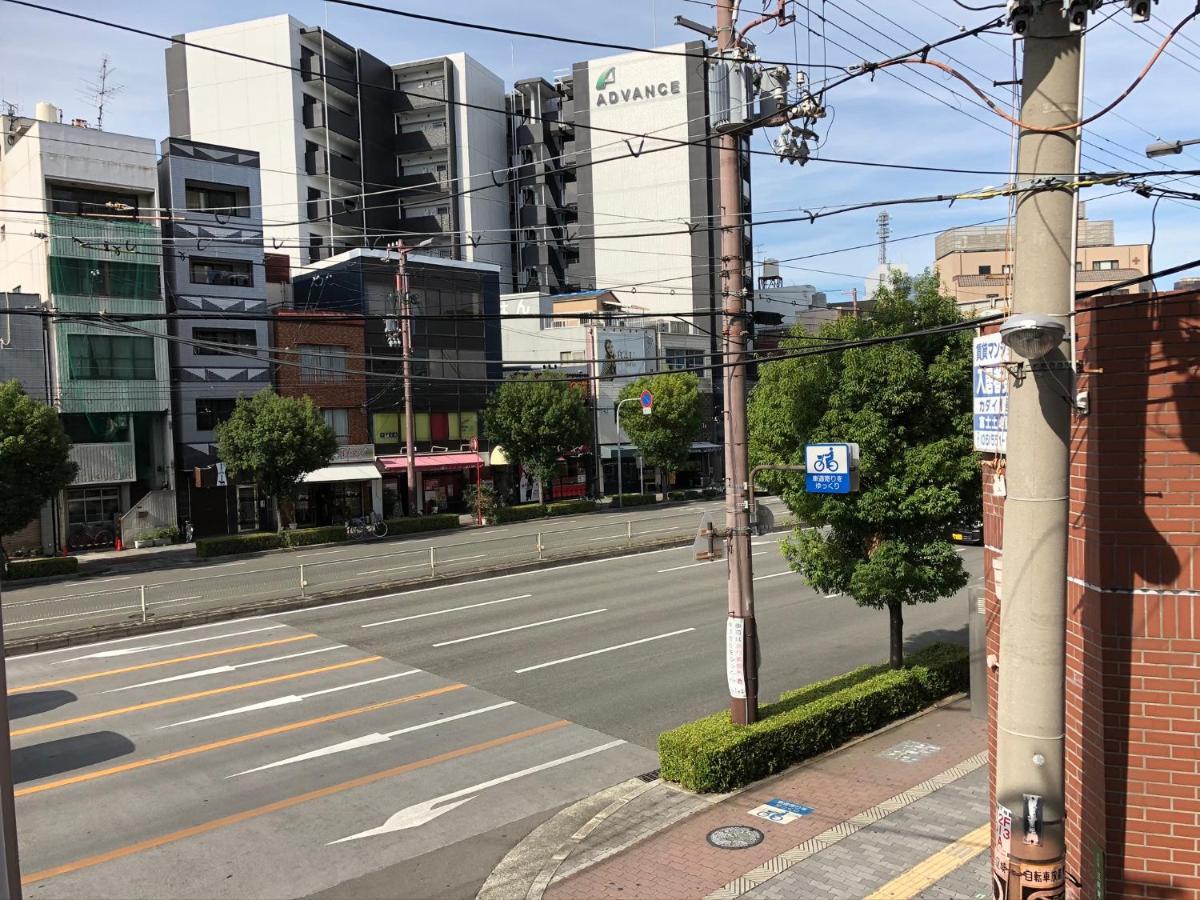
229, 700, 517, 777
59, 625, 287, 662
104, 645, 343, 692
328, 739, 626, 843
157, 670, 419, 728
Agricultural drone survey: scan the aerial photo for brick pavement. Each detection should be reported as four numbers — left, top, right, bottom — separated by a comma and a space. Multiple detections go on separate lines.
546, 699, 986, 900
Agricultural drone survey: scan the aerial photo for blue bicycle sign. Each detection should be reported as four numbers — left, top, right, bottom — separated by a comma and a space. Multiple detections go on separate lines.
805, 443, 855, 494
811, 449, 839, 473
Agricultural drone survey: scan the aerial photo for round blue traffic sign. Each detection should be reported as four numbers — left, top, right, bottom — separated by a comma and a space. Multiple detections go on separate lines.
640, 390, 653, 408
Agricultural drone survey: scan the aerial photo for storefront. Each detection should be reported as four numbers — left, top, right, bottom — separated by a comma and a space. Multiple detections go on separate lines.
297, 445, 383, 526
377, 451, 487, 516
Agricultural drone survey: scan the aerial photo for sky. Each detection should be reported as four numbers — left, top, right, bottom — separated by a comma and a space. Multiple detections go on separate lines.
2, 0, 1198, 296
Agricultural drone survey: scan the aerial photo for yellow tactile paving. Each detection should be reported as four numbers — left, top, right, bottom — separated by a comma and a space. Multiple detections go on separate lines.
864, 823, 990, 900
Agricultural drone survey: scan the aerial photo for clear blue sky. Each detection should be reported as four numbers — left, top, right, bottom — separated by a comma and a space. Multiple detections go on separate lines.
3, 0, 1198, 293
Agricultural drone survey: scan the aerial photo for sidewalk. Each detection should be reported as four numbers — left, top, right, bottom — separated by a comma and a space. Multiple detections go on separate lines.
486, 698, 990, 900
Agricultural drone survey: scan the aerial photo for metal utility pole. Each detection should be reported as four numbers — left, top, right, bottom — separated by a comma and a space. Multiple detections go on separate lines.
716, 0, 758, 725
0, 579, 24, 898
994, 3, 1081, 894
390, 242, 419, 517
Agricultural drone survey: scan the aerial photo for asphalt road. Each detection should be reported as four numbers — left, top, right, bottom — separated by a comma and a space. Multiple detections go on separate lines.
3, 499, 775, 642
8, 536, 982, 899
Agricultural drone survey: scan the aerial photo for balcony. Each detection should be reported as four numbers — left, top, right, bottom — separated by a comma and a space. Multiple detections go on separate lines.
302, 55, 358, 99
519, 204, 548, 228
305, 149, 361, 184
70, 443, 136, 485
302, 100, 359, 142
397, 171, 448, 194
400, 213, 450, 235
396, 88, 446, 112
395, 128, 449, 154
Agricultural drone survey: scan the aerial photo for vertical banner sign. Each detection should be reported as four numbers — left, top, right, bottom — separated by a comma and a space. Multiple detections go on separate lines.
215, 462, 228, 487
726, 617, 746, 699
973, 334, 1009, 453
993, 803, 1012, 896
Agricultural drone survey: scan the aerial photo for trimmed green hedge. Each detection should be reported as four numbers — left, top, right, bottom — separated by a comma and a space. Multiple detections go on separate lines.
609, 493, 658, 507
284, 525, 348, 548
382, 513, 461, 535
492, 504, 549, 524
6, 556, 79, 580
658, 642, 969, 793
196, 532, 283, 559
545, 499, 597, 517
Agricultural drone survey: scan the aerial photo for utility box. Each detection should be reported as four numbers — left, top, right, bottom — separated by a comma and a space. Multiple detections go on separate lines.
707, 56, 755, 133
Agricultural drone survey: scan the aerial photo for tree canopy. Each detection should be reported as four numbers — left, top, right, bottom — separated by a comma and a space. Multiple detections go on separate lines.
0, 381, 77, 548
216, 390, 337, 529
617, 372, 703, 473
748, 271, 979, 668
483, 373, 591, 488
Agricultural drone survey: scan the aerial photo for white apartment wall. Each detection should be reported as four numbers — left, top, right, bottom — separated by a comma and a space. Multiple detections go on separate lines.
499, 292, 559, 365
448, 53, 510, 284
173, 15, 308, 271
0, 122, 49, 298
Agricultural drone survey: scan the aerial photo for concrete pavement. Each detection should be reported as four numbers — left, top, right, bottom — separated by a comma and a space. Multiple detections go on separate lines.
8, 534, 981, 898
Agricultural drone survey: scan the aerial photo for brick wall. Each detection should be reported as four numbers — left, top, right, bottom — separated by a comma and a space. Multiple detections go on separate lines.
272, 312, 369, 444
985, 290, 1200, 899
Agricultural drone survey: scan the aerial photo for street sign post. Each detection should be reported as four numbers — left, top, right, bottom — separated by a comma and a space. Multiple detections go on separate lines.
640, 389, 653, 416
804, 443, 858, 494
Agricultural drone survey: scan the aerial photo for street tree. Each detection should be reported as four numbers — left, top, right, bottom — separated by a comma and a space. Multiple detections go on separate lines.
216, 390, 337, 531
618, 372, 703, 483
483, 373, 590, 499
0, 381, 78, 559
748, 272, 979, 668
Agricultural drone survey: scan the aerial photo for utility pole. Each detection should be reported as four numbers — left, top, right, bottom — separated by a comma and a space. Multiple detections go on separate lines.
716, 0, 758, 725
389, 242, 419, 517
0, 579, 24, 899
994, 2, 1081, 895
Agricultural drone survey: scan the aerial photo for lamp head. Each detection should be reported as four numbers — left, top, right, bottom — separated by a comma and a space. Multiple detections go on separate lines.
999, 313, 1066, 359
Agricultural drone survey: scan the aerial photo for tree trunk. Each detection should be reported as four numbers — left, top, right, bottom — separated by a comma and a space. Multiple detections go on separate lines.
887, 599, 904, 669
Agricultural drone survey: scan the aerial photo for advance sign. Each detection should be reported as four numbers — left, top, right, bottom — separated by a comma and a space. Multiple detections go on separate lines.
804, 443, 859, 494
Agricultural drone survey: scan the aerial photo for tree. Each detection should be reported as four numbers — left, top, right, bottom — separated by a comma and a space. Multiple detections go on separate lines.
483, 373, 590, 496
0, 381, 77, 558
215, 391, 337, 531
748, 271, 979, 668
617, 372, 703, 480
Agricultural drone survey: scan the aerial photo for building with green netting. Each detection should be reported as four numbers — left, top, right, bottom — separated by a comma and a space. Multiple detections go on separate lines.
0, 106, 176, 552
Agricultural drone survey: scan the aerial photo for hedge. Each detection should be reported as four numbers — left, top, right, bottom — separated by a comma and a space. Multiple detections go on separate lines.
382, 513, 462, 535
545, 499, 597, 517
491, 501, 598, 523
609, 493, 658, 507
283, 525, 348, 548
196, 532, 283, 559
658, 642, 969, 793
6, 556, 79, 580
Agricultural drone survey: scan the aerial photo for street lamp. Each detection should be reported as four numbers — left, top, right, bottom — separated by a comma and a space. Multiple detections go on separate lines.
999, 313, 1066, 360
613, 396, 644, 508
1146, 137, 1200, 158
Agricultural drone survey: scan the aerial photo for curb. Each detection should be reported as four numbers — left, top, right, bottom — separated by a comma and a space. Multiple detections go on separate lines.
484, 692, 972, 900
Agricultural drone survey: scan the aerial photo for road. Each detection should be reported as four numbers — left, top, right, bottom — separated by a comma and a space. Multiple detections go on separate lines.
8, 536, 982, 899
3, 499, 777, 642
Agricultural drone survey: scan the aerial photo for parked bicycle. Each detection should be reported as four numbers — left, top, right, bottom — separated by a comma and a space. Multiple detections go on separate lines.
346, 514, 388, 540
67, 522, 116, 551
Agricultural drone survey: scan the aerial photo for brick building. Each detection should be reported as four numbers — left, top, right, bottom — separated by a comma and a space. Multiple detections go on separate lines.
273, 309, 380, 527
983, 289, 1200, 897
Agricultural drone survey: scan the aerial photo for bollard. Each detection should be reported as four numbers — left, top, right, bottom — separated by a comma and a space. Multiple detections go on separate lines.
139, 585, 147, 624
430, 547, 437, 578
299, 564, 306, 598
627, 521, 633, 546
537, 532, 543, 561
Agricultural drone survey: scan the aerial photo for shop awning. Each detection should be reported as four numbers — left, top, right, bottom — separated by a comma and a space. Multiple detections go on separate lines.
378, 452, 486, 474
301, 463, 382, 484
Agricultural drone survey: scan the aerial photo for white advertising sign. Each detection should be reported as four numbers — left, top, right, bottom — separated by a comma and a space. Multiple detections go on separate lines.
726, 617, 746, 699
973, 334, 1009, 453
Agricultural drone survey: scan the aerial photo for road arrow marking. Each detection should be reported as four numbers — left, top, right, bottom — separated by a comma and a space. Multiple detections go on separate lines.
58, 626, 287, 662
328, 739, 626, 843
104, 645, 344, 692
228, 701, 517, 776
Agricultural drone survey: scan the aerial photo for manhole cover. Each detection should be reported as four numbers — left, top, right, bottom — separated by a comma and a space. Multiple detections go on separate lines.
707, 825, 764, 849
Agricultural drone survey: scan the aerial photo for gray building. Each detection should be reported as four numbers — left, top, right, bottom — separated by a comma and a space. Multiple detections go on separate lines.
158, 138, 272, 537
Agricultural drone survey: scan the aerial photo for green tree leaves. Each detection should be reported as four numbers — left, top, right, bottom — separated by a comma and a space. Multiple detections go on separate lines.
617, 372, 703, 474
0, 381, 77, 544
483, 373, 591, 488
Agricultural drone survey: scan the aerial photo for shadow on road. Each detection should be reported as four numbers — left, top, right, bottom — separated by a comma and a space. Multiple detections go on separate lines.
8, 689, 77, 719
904, 626, 967, 653
13, 731, 135, 784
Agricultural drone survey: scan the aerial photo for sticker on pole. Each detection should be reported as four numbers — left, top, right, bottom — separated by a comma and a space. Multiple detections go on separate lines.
804, 443, 852, 494
640, 389, 653, 416
726, 617, 746, 699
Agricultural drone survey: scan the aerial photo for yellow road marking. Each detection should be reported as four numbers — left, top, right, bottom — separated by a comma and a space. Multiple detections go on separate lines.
11, 656, 381, 737
15, 682, 466, 797
865, 823, 991, 899
8, 635, 317, 693
22, 719, 570, 885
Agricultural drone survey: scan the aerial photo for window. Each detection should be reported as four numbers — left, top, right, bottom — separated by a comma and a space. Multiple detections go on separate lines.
977, 265, 992, 275
1092, 259, 1119, 271
299, 345, 347, 382
184, 180, 249, 217
189, 257, 253, 287
49, 184, 140, 218
65, 487, 121, 527
67, 334, 156, 380
323, 408, 351, 444
195, 397, 237, 432
1001, 264, 1012, 275
665, 348, 704, 371
192, 328, 257, 356
559, 350, 585, 362
50, 257, 161, 300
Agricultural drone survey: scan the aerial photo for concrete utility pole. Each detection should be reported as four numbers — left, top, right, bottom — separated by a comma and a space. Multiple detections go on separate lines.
0, 583, 23, 898
994, 3, 1081, 894
716, 0, 758, 725
390, 242, 419, 517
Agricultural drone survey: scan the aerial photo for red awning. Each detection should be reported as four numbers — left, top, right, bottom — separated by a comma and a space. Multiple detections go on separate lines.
378, 452, 485, 474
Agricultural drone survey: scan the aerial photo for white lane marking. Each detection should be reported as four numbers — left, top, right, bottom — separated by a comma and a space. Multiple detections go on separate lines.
588, 534, 625, 542
103, 645, 344, 692
754, 571, 795, 582
206, 559, 253, 569
329, 740, 627, 842
432, 609, 606, 648
60, 625, 288, 662
361, 594, 531, 629
6, 603, 146, 630
77, 575, 133, 587
823, 592, 843, 599
515, 629, 696, 674
440, 553, 487, 565
157, 670, 417, 729
657, 561, 714, 573
360, 562, 427, 576
229, 701, 517, 777
151, 595, 202, 606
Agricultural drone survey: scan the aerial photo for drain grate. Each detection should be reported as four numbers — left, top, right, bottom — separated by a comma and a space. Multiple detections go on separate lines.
637, 769, 661, 783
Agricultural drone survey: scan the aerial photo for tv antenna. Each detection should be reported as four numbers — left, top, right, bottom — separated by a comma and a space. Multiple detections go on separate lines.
79, 56, 123, 131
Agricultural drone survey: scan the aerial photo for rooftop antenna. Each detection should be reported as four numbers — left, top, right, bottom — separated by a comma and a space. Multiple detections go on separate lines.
79, 56, 123, 131
0, 100, 18, 118
876, 211, 891, 266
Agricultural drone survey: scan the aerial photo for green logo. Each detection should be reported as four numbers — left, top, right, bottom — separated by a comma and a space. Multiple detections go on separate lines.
595, 67, 616, 90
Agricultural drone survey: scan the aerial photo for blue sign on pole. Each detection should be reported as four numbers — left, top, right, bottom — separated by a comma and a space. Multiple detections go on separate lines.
805, 443, 852, 494
640, 389, 653, 409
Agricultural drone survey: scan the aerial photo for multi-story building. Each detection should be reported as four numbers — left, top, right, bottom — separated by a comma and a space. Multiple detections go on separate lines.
934, 205, 1151, 314
158, 138, 273, 537
292, 248, 501, 517
0, 104, 175, 552
165, 16, 509, 281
